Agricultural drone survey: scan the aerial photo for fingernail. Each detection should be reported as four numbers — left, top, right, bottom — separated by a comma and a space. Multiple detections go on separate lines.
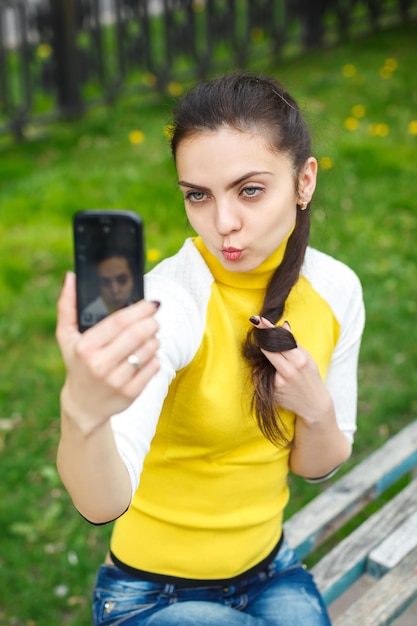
151, 300, 161, 309
283, 320, 292, 329
249, 315, 260, 325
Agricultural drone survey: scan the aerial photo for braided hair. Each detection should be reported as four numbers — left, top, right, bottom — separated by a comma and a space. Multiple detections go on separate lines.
170, 72, 313, 445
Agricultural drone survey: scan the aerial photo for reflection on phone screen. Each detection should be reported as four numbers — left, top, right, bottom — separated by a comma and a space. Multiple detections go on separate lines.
74, 213, 144, 332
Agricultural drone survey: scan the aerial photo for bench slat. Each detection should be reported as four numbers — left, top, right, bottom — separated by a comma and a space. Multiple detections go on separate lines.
284, 420, 417, 559
367, 510, 417, 578
312, 477, 417, 605
333, 545, 417, 626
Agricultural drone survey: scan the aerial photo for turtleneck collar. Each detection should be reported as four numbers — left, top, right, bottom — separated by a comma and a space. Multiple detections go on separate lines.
193, 228, 293, 290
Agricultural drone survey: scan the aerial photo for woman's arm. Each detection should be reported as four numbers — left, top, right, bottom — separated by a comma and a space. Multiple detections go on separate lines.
253, 309, 363, 479
56, 272, 160, 523
261, 332, 352, 479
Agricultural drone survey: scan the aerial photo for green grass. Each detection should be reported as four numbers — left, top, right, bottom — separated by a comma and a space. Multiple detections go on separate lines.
0, 22, 416, 625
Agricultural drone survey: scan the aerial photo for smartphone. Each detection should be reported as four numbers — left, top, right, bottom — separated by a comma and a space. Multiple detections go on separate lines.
73, 210, 145, 332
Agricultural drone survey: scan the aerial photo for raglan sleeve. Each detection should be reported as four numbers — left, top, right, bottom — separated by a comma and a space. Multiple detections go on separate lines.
109, 271, 206, 499
325, 267, 365, 444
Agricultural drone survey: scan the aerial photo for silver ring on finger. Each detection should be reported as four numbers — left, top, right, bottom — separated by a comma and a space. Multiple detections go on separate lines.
127, 354, 142, 370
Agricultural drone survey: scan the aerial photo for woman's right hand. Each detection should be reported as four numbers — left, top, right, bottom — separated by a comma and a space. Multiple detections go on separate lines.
56, 271, 160, 435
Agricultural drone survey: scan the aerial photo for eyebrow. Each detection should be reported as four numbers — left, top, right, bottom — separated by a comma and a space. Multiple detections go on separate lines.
178, 170, 273, 193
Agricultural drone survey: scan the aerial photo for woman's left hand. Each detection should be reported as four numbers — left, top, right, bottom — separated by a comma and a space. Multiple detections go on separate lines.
256, 318, 332, 425
254, 317, 351, 478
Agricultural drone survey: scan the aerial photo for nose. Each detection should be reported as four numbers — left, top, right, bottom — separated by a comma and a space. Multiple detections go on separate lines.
215, 199, 242, 235
109, 279, 121, 295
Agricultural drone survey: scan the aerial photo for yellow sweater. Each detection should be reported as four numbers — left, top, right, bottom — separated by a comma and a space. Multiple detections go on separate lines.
109, 235, 364, 581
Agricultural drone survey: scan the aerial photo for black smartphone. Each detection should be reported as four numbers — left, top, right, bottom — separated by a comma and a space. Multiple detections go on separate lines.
73, 210, 145, 332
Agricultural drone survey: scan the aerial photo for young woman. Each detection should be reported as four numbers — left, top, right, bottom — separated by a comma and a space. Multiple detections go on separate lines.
56, 72, 365, 626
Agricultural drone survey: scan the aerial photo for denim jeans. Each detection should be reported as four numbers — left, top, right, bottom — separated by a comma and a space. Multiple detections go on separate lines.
92, 540, 331, 626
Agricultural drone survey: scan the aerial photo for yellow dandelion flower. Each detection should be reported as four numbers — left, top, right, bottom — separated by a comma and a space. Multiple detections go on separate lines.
351, 104, 366, 118
319, 156, 334, 170
368, 123, 390, 137
37, 43, 52, 59
250, 27, 264, 44
128, 130, 145, 145
168, 82, 184, 97
147, 248, 161, 263
143, 73, 157, 87
377, 123, 389, 137
379, 66, 393, 79
344, 117, 359, 131
342, 64, 356, 78
409, 120, 417, 135
384, 57, 398, 71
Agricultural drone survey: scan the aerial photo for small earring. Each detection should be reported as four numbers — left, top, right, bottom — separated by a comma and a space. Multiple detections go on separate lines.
299, 201, 308, 210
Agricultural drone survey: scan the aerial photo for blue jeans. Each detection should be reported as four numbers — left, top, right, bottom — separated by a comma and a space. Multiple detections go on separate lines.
92, 540, 331, 626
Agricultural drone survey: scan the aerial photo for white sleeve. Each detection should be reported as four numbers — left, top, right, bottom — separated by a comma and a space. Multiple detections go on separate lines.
110, 241, 212, 499
302, 248, 365, 445
325, 272, 365, 444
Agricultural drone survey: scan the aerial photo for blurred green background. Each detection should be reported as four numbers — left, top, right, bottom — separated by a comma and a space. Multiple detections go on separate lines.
0, 21, 416, 626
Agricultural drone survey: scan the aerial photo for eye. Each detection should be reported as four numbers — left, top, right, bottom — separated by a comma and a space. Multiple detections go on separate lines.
116, 274, 130, 286
185, 191, 207, 203
241, 186, 263, 198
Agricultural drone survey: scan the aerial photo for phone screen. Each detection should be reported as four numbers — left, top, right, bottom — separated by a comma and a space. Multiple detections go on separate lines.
73, 210, 144, 332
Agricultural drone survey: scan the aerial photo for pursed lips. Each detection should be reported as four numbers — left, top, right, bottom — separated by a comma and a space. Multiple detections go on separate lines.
221, 246, 243, 261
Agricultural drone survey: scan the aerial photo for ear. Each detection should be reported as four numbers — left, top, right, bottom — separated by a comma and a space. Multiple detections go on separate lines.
297, 157, 317, 203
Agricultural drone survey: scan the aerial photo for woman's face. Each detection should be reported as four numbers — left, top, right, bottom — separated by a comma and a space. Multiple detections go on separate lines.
176, 127, 317, 272
97, 256, 134, 312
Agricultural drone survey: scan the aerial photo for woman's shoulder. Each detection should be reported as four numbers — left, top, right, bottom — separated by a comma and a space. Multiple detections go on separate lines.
145, 238, 213, 294
301, 247, 364, 321
144, 240, 214, 359
303, 246, 361, 286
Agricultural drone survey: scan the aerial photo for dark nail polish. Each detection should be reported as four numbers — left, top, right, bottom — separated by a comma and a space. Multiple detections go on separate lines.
249, 315, 260, 325
151, 300, 161, 309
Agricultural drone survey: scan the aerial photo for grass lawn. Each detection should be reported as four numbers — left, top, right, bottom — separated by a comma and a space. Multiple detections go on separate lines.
0, 22, 416, 626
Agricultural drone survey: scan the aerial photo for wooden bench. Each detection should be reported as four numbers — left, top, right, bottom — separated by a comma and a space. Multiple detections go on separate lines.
284, 420, 417, 625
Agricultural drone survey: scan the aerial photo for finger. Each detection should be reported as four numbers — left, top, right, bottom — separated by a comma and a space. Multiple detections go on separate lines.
259, 318, 294, 342
128, 336, 160, 372
82, 299, 160, 350
260, 348, 289, 371
249, 315, 275, 330
262, 345, 310, 380
250, 316, 292, 334
56, 271, 79, 348
85, 316, 160, 377
259, 316, 275, 328
123, 355, 161, 399
106, 336, 160, 388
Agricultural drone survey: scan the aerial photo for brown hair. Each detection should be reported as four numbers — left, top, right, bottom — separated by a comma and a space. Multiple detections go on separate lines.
170, 72, 312, 445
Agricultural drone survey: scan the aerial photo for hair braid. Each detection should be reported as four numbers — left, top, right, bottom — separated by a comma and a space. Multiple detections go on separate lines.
170, 72, 313, 445
242, 207, 310, 444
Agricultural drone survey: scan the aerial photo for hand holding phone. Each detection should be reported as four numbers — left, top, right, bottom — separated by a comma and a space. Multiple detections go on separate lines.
73, 210, 145, 332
